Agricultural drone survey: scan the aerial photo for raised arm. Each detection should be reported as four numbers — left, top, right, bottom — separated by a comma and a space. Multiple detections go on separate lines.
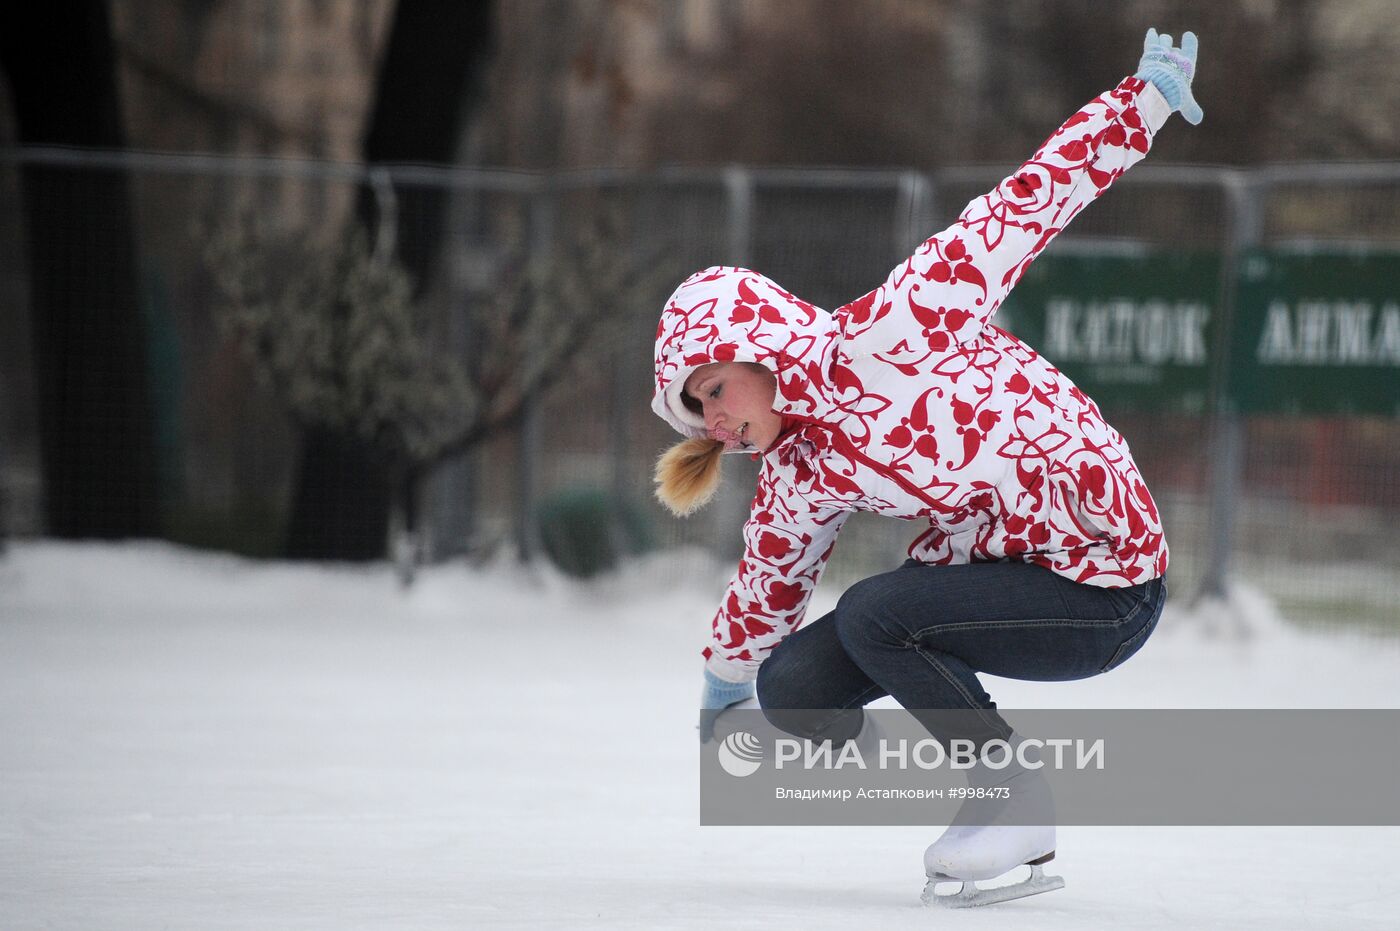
843, 78, 1169, 360
842, 31, 1202, 360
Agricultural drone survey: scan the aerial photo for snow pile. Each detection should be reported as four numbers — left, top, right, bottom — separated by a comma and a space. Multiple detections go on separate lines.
1, 541, 1397, 930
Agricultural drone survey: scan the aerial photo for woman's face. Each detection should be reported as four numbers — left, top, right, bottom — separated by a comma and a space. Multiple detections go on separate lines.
683, 362, 783, 450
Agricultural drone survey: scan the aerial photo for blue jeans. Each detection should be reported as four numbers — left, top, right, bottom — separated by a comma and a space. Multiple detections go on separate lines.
756, 560, 1167, 748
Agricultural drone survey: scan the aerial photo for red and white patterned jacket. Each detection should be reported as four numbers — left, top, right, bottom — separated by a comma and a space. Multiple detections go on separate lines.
652, 79, 1172, 684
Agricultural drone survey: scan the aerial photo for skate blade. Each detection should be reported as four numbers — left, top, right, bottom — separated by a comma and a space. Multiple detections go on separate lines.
921, 863, 1065, 909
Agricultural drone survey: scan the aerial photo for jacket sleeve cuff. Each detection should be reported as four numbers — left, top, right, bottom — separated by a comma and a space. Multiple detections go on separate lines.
1134, 79, 1172, 134
706, 653, 758, 684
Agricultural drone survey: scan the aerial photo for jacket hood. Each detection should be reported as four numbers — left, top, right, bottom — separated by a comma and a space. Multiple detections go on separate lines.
652, 266, 843, 439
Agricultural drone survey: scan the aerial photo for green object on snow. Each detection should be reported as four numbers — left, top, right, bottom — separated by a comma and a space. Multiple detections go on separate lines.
536, 488, 653, 579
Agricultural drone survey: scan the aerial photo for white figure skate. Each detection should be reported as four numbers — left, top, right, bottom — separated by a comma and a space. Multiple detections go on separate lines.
920, 736, 1065, 908
921, 825, 1063, 908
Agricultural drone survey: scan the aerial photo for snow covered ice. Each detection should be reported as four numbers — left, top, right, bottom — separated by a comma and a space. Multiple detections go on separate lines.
2, 541, 1399, 929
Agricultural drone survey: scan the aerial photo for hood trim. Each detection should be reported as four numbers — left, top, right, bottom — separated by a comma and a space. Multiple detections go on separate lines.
662, 366, 707, 436
653, 266, 842, 441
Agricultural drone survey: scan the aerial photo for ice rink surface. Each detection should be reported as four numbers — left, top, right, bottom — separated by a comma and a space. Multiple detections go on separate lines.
2, 541, 1398, 929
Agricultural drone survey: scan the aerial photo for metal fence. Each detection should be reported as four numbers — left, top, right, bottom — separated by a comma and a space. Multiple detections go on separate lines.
1, 149, 1397, 635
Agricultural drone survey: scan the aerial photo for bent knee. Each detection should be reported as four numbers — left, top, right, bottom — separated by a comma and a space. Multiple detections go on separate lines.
833, 574, 902, 646
755, 647, 799, 709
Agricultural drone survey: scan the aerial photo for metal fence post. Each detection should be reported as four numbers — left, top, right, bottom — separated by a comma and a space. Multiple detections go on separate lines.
517, 180, 554, 564
428, 179, 487, 562
1197, 172, 1263, 608
709, 167, 756, 559
725, 165, 753, 268
896, 171, 935, 254
609, 191, 635, 520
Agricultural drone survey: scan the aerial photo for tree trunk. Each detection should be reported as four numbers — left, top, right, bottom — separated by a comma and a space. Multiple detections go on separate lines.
283, 0, 495, 561
0, 3, 159, 539
359, 1, 495, 290
283, 426, 390, 561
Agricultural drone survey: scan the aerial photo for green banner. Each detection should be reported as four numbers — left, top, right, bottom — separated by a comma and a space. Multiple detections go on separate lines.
996, 252, 1219, 414
996, 250, 1400, 416
1229, 251, 1400, 416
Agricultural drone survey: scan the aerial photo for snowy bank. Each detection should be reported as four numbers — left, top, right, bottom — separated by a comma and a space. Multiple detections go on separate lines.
1, 542, 1397, 929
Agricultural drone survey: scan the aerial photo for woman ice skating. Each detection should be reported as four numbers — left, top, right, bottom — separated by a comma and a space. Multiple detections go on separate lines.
650, 29, 1201, 907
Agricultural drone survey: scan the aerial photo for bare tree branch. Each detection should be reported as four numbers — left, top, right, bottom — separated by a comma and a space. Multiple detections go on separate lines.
204, 192, 674, 484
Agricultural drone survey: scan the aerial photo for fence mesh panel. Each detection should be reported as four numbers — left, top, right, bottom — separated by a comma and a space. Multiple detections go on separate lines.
1, 151, 1396, 635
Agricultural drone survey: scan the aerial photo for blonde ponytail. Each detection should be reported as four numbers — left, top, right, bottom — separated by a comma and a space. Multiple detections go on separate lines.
654, 436, 725, 517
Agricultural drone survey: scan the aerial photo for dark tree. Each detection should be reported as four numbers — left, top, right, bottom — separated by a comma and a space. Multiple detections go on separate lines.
283, 0, 496, 560
0, 3, 158, 538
